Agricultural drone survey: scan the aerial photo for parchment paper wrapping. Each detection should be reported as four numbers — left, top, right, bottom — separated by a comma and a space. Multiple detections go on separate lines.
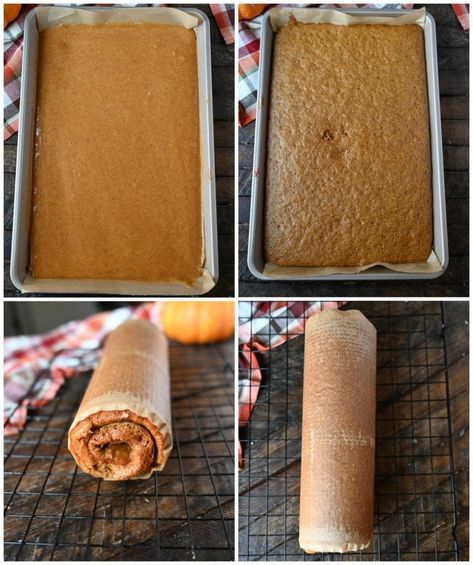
300, 310, 377, 553
68, 320, 173, 480
23, 7, 214, 295
263, 7, 442, 277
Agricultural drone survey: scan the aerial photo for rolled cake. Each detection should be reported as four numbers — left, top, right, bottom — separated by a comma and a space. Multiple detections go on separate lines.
68, 320, 172, 480
300, 309, 377, 553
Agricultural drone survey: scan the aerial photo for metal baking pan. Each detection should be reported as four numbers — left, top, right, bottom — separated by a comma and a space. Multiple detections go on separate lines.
247, 8, 448, 281
11, 6, 218, 295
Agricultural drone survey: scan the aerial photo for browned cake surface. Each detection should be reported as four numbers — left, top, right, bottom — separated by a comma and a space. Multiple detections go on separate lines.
30, 23, 202, 284
265, 23, 432, 267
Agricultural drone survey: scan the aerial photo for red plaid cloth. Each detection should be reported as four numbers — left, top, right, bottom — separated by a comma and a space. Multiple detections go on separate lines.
4, 6, 34, 141
452, 4, 469, 30
210, 4, 235, 44
238, 3, 473, 127
238, 301, 344, 467
4, 303, 161, 435
3, 4, 234, 140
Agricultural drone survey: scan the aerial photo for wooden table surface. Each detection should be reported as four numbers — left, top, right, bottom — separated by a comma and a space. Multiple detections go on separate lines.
239, 301, 469, 560
4, 4, 234, 298
4, 339, 235, 561
239, 4, 469, 298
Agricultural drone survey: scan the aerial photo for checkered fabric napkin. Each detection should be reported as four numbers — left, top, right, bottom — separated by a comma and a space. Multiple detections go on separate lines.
240, 3, 426, 127
452, 4, 469, 30
3, 4, 233, 140
210, 4, 235, 44
4, 303, 160, 435
238, 301, 344, 468
4, 6, 35, 141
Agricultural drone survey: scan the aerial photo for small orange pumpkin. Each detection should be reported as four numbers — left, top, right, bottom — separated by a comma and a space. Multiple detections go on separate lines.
4, 4, 22, 29
239, 4, 267, 22
160, 301, 234, 345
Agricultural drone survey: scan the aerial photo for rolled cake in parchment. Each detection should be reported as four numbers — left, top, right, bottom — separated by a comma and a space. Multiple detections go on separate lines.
300, 309, 377, 553
68, 320, 172, 480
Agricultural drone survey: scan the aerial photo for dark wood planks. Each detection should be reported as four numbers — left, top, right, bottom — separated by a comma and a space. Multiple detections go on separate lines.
442, 302, 469, 560
238, 3, 469, 297
4, 339, 235, 561
4, 4, 235, 298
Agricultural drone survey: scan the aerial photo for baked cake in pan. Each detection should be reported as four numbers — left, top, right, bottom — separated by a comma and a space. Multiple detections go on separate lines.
264, 22, 432, 267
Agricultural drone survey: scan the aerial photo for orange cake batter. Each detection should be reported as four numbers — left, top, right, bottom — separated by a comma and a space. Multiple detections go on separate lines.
30, 22, 202, 285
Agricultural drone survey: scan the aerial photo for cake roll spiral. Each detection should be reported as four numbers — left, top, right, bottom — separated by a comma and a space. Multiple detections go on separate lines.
68, 320, 172, 480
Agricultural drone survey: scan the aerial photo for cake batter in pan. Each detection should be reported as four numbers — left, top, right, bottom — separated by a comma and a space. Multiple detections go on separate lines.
11, 6, 218, 295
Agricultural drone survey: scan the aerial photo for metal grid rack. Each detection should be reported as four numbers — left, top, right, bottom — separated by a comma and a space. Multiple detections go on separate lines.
4, 342, 234, 561
239, 302, 459, 561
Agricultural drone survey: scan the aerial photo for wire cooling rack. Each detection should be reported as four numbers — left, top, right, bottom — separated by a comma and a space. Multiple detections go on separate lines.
4, 341, 234, 561
239, 302, 459, 561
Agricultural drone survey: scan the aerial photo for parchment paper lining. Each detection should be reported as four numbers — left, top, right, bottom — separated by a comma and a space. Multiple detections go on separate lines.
269, 6, 426, 30
35, 6, 199, 30
264, 251, 442, 277
264, 7, 440, 277
21, 270, 214, 295
30, 7, 213, 295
